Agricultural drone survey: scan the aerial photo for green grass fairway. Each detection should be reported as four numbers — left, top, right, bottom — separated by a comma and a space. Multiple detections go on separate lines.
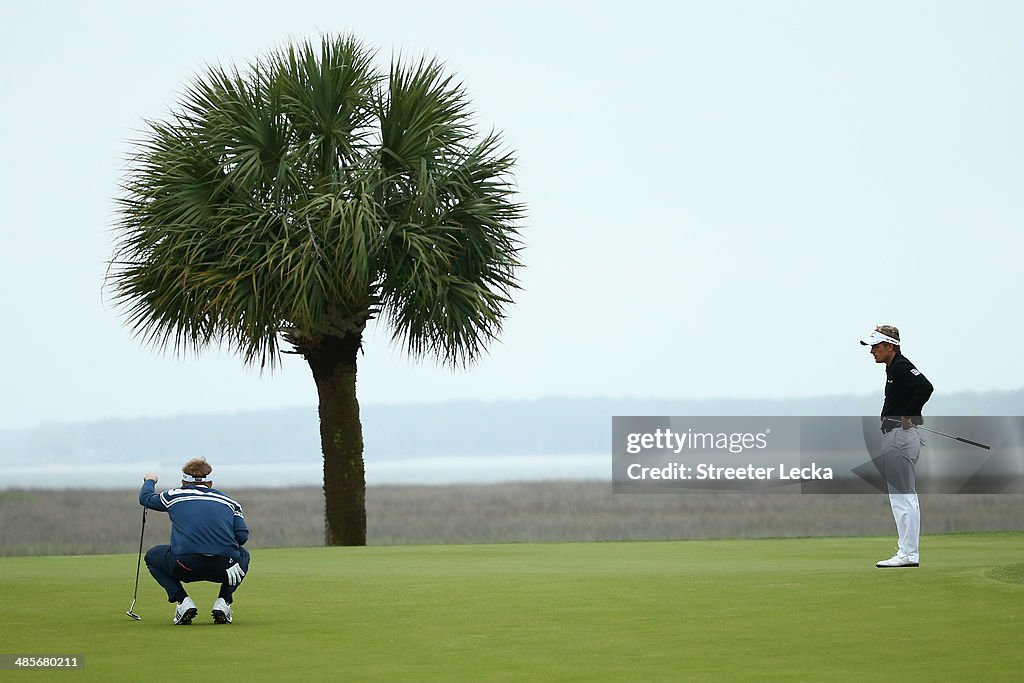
2, 533, 1023, 681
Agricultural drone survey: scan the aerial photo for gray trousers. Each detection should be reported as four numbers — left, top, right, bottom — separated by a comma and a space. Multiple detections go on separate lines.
879, 427, 922, 561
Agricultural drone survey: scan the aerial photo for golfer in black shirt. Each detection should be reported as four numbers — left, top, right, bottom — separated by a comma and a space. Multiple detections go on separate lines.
860, 325, 933, 568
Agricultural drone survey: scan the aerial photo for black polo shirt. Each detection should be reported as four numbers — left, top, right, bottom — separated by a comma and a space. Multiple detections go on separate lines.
880, 353, 934, 431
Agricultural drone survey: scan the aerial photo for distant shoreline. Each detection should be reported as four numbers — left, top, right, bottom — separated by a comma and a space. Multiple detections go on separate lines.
0, 454, 608, 490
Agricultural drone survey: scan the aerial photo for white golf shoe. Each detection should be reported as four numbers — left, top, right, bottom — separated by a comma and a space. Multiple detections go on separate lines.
173, 597, 198, 624
212, 597, 233, 624
876, 552, 919, 568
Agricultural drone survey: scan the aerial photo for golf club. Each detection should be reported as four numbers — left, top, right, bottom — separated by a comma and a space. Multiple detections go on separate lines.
882, 418, 991, 450
126, 506, 147, 621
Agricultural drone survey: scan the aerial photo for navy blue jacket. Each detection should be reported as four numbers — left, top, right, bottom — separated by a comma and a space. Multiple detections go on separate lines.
139, 481, 249, 560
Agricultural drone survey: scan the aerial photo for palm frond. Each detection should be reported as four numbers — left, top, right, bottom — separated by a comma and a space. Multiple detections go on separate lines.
373, 60, 524, 365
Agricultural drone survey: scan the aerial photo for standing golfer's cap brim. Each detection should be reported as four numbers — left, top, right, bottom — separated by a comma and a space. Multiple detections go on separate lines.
860, 330, 900, 346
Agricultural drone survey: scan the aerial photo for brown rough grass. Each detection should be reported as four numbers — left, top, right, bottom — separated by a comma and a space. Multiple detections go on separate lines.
1, 482, 1022, 556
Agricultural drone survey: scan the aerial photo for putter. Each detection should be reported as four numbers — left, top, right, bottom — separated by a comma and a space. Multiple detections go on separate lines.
126, 507, 147, 621
882, 418, 991, 450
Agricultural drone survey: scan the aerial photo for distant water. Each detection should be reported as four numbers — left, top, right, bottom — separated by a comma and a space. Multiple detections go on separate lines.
0, 454, 608, 489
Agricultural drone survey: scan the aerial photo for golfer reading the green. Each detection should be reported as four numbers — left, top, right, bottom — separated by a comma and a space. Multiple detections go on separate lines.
139, 458, 251, 624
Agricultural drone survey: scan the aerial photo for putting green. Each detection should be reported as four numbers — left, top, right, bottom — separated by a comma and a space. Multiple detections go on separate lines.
1, 533, 1022, 681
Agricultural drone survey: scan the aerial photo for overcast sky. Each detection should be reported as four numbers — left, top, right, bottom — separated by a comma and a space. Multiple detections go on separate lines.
1, 1, 1021, 430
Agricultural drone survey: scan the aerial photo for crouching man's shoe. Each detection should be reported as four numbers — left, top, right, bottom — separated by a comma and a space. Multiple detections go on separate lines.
212, 597, 233, 624
173, 597, 198, 624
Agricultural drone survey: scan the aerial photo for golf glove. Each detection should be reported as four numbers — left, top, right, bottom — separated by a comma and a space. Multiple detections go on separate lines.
225, 562, 246, 586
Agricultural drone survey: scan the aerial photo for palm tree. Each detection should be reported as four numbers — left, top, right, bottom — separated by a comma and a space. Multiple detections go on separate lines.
108, 35, 524, 545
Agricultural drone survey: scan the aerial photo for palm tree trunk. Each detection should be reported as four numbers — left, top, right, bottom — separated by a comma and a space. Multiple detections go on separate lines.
305, 334, 366, 546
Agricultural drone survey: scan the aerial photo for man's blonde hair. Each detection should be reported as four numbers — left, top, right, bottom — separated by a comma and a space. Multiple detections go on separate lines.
875, 325, 900, 343
182, 457, 213, 480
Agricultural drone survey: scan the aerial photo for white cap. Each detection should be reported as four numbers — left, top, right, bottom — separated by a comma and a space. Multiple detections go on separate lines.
859, 330, 900, 346
181, 471, 212, 483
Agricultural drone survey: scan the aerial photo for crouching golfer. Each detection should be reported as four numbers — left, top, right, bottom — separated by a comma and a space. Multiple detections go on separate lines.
139, 458, 250, 624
